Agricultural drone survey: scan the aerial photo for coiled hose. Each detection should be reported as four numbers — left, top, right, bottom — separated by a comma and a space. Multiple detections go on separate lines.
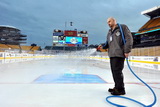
106, 58, 157, 107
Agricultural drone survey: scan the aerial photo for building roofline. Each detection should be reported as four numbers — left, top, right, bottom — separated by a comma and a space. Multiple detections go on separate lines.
0, 25, 20, 30
141, 6, 160, 18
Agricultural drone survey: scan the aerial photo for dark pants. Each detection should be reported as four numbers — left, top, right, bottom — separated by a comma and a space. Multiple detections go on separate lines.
110, 57, 125, 90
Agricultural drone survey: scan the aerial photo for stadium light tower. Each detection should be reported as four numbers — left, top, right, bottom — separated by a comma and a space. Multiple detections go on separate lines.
70, 22, 73, 26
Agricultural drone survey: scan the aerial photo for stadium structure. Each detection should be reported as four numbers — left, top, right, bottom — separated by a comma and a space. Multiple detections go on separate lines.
0, 25, 27, 45
45, 29, 88, 52
124, 6, 160, 56
0, 25, 40, 53
134, 6, 160, 48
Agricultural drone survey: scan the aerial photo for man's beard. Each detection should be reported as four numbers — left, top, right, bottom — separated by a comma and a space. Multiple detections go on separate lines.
109, 24, 113, 28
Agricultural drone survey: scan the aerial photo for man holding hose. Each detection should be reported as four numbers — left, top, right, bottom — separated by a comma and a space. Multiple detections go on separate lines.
98, 17, 133, 95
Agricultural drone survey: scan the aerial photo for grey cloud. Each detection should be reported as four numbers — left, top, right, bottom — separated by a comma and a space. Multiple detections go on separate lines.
0, 0, 159, 46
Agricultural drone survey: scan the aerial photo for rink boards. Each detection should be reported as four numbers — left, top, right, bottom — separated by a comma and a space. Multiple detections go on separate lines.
0, 52, 160, 70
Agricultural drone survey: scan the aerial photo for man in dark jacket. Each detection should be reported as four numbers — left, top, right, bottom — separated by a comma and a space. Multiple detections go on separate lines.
98, 17, 133, 95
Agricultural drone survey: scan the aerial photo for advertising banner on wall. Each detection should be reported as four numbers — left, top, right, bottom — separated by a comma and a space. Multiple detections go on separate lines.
53, 32, 64, 36
82, 37, 88, 44
129, 61, 160, 70
78, 34, 88, 37
130, 56, 159, 62
64, 30, 77, 36
53, 36, 59, 43
67, 44, 76, 47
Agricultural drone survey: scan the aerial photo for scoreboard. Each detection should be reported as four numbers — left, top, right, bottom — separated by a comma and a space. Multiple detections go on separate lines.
53, 29, 88, 46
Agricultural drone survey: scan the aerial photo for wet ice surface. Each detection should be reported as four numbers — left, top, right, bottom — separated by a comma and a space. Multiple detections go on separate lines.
0, 54, 159, 107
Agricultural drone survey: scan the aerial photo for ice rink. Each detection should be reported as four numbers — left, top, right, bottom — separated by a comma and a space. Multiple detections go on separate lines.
0, 51, 159, 107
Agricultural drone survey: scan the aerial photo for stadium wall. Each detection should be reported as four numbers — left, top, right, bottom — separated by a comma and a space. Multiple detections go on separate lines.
100, 46, 160, 56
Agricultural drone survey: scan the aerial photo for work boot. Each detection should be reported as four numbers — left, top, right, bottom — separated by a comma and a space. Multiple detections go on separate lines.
111, 88, 126, 95
108, 87, 116, 92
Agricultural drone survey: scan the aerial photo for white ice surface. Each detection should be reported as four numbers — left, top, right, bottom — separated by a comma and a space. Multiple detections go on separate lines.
0, 55, 159, 107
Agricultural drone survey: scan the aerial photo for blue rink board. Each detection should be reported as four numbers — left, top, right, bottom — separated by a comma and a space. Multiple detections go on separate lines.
34, 74, 107, 83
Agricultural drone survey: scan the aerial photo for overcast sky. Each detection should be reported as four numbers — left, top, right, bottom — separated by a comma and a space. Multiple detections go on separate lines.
0, 0, 159, 47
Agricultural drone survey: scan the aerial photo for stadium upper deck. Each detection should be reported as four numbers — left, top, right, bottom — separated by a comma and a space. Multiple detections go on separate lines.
0, 25, 27, 45
134, 6, 160, 48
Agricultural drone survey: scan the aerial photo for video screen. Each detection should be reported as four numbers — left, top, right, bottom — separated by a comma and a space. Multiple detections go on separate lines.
65, 37, 82, 44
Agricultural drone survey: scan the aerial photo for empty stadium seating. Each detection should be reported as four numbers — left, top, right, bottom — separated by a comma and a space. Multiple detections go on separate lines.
138, 17, 160, 33
0, 44, 40, 53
